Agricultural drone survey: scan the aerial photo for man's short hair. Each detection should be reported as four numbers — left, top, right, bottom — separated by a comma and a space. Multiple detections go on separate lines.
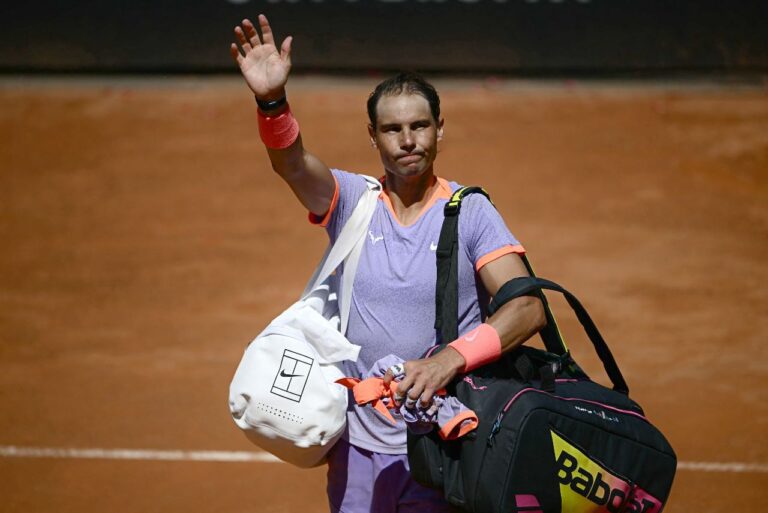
367, 72, 441, 129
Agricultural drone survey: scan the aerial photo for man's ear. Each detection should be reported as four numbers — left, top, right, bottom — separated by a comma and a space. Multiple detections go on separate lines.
437, 118, 445, 141
367, 124, 377, 148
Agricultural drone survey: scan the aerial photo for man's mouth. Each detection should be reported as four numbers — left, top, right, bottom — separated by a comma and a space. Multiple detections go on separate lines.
397, 154, 423, 164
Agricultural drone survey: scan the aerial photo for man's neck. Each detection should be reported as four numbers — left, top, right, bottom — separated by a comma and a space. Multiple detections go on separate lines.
383, 169, 439, 225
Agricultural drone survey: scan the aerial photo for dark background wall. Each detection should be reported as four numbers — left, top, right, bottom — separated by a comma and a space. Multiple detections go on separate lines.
2, 0, 767, 74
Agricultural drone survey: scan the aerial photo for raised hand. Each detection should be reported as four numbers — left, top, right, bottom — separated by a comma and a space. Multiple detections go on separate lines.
230, 15, 292, 101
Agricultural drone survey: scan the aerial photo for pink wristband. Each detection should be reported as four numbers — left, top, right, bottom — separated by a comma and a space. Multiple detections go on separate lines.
258, 105, 300, 149
448, 323, 502, 373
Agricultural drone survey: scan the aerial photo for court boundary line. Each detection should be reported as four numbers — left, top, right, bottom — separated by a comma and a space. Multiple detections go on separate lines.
1, 445, 767, 473
0, 445, 279, 463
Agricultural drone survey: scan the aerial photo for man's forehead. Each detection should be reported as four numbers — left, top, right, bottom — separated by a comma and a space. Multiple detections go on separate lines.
375, 93, 433, 124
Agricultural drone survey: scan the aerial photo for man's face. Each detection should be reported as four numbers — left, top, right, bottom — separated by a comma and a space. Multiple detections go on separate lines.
368, 93, 444, 179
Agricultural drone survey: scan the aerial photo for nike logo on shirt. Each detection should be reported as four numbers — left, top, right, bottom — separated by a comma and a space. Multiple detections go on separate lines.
280, 370, 304, 378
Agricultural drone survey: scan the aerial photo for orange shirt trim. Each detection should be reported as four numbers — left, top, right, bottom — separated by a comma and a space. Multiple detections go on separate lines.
308, 175, 340, 227
380, 177, 453, 228
475, 244, 526, 272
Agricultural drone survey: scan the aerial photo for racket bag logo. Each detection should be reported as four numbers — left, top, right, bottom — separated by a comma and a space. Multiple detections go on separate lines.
551, 431, 663, 513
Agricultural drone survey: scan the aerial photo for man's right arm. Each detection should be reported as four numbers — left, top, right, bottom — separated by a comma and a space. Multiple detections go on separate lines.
230, 15, 335, 218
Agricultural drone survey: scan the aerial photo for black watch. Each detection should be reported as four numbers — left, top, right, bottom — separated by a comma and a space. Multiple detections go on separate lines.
255, 95, 287, 112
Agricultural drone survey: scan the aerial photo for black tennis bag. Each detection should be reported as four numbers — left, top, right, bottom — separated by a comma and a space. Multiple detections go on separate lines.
407, 187, 677, 513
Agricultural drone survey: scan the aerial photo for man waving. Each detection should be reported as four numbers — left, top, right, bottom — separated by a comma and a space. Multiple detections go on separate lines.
230, 15, 545, 513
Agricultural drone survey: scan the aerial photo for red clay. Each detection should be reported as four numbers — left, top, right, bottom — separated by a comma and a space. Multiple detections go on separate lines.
0, 77, 766, 512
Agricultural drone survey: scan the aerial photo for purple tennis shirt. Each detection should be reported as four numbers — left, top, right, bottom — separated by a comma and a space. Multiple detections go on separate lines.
311, 169, 524, 454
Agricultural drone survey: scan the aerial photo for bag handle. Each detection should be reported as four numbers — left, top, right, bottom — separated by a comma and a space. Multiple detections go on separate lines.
488, 276, 629, 394
302, 175, 381, 333
434, 187, 568, 356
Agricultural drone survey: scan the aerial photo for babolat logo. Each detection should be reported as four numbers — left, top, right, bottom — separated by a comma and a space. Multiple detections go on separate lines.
550, 431, 663, 513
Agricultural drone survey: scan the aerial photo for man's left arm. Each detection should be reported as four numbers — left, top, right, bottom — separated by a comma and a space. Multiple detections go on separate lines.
386, 253, 546, 407
478, 252, 547, 353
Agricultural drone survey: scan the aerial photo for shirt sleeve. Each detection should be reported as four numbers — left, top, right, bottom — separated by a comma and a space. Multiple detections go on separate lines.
459, 193, 526, 271
309, 168, 370, 242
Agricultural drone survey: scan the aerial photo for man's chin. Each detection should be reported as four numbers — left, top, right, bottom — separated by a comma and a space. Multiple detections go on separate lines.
390, 163, 430, 178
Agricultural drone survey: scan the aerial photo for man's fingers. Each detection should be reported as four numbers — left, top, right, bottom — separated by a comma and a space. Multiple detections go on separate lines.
229, 43, 243, 65
234, 26, 252, 52
280, 36, 293, 64
242, 18, 261, 47
419, 388, 435, 408
405, 383, 425, 409
259, 14, 275, 46
234, 26, 247, 45
404, 383, 422, 409
393, 382, 408, 402
393, 375, 412, 405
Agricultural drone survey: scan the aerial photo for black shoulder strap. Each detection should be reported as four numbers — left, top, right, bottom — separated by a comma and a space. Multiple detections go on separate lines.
434, 187, 490, 344
434, 186, 569, 357
489, 276, 629, 394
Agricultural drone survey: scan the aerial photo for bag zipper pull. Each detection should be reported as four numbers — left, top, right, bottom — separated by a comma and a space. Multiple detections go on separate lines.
487, 411, 504, 447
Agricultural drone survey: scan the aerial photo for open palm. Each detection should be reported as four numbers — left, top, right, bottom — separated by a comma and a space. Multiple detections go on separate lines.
230, 15, 292, 99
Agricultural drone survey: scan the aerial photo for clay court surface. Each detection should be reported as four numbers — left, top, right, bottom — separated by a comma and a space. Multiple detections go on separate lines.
0, 75, 766, 512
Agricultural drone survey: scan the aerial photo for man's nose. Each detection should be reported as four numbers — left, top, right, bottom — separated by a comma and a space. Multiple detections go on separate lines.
400, 129, 415, 150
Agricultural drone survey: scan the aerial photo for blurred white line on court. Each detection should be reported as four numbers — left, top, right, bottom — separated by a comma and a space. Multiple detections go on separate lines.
676, 461, 768, 473
0, 445, 280, 462
1, 446, 767, 472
